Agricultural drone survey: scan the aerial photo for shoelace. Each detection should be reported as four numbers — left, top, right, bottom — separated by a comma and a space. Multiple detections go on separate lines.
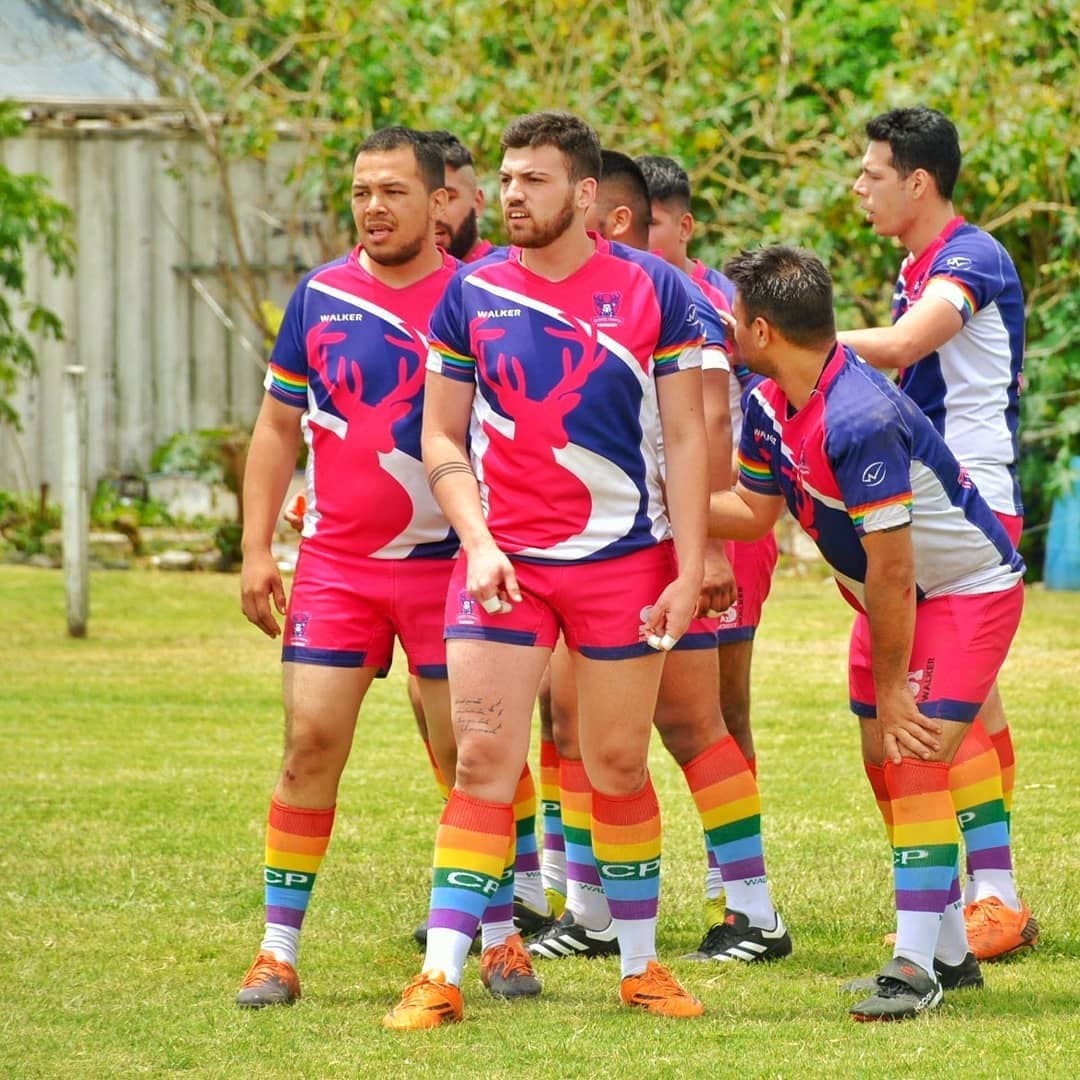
242, 955, 287, 987
490, 943, 532, 977
636, 963, 683, 995
873, 976, 912, 999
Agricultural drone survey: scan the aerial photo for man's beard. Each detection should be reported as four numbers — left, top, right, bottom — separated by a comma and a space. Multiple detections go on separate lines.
508, 190, 576, 249
443, 209, 479, 260
363, 230, 425, 268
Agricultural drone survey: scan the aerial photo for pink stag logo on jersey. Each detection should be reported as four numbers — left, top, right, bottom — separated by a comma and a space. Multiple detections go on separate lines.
306, 321, 427, 554
474, 318, 609, 549
781, 441, 819, 541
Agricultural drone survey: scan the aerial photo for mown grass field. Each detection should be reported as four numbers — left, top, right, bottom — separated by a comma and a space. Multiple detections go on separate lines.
3, 564, 1078, 1078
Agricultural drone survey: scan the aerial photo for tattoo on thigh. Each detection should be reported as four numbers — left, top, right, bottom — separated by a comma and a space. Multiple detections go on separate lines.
456, 695, 504, 736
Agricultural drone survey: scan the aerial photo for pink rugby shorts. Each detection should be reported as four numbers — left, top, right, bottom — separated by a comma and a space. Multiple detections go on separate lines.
283, 547, 454, 677
715, 531, 778, 644
848, 582, 1024, 721
444, 541, 678, 659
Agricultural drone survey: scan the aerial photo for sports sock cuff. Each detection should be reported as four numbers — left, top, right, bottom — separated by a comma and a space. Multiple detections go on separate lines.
882, 758, 950, 797
863, 761, 888, 800
560, 756, 591, 794
989, 726, 1015, 767
592, 777, 660, 827
540, 738, 560, 769
268, 797, 335, 837
681, 734, 752, 789
440, 789, 514, 833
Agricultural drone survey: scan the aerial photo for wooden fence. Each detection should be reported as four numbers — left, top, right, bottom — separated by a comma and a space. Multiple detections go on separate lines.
0, 105, 328, 497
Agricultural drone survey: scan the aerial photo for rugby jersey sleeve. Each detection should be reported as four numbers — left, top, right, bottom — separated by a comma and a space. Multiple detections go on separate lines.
264, 275, 314, 408
826, 400, 914, 537
921, 231, 1006, 325
426, 269, 475, 383
652, 262, 705, 378
685, 279, 731, 373
736, 390, 781, 496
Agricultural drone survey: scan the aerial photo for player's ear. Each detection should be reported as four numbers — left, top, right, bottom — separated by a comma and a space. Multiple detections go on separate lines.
430, 185, 449, 216
474, 184, 486, 214
610, 205, 633, 240
577, 176, 598, 209
679, 212, 695, 244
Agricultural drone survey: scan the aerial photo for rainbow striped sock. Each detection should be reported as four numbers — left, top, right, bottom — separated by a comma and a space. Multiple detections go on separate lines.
684, 736, 775, 928
949, 720, 1018, 908
480, 835, 517, 952
864, 761, 894, 844
260, 797, 335, 967
885, 759, 959, 974
593, 778, 662, 978
422, 739, 450, 801
512, 764, 547, 913
935, 865, 969, 965
560, 757, 610, 929
424, 789, 513, 986
989, 725, 1016, 831
539, 737, 567, 897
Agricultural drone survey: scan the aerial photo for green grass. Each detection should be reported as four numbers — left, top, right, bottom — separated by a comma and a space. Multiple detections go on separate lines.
2, 564, 1078, 1078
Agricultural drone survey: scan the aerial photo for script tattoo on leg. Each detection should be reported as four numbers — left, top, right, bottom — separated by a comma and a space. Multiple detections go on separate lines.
456, 696, 504, 736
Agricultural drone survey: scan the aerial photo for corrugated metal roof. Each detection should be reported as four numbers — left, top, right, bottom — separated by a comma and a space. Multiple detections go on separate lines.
0, 0, 161, 101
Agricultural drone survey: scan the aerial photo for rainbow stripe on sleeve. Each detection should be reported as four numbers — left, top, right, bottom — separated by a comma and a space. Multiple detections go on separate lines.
848, 492, 913, 530
431, 339, 475, 378
737, 454, 773, 488
266, 363, 307, 407
930, 274, 977, 317
653, 336, 704, 374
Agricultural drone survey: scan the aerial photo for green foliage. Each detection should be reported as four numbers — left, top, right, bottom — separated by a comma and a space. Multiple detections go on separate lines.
149, 426, 250, 493
0, 101, 76, 429
0, 488, 60, 555
156, 0, 1078, 566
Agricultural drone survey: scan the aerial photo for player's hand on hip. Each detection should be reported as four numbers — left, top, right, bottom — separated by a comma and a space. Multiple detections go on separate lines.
466, 539, 521, 615
240, 549, 287, 638
878, 691, 942, 764
642, 576, 698, 651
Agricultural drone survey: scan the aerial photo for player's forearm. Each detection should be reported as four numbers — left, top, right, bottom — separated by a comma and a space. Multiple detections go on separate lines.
241, 403, 301, 554
708, 488, 769, 542
863, 546, 917, 702
703, 369, 733, 494
837, 327, 910, 370
423, 432, 491, 553
662, 436, 708, 585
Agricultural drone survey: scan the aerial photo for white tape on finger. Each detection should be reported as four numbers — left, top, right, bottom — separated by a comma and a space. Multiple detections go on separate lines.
480, 595, 503, 614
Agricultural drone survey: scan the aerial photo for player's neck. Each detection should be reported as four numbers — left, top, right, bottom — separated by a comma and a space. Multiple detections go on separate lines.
682, 255, 696, 276
359, 244, 443, 289
519, 226, 596, 282
775, 344, 834, 412
901, 201, 958, 260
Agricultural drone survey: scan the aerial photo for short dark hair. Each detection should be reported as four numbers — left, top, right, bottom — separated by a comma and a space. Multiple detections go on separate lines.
358, 126, 445, 192
865, 106, 961, 200
500, 111, 601, 184
423, 129, 475, 171
598, 150, 651, 245
635, 154, 692, 211
724, 245, 835, 349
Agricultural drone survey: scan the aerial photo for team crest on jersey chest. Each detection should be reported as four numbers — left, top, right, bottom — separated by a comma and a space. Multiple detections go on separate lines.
592, 292, 623, 327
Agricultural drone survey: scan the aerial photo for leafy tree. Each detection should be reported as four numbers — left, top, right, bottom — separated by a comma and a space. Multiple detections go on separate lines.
0, 102, 76, 428
60, 0, 1080, 569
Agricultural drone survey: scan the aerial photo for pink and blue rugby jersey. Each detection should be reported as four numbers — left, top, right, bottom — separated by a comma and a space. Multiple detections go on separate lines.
427, 235, 704, 563
892, 217, 1025, 516
265, 246, 459, 559
738, 344, 1024, 612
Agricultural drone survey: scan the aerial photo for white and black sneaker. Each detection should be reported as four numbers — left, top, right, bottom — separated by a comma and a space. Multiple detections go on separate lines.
849, 956, 944, 1021
527, 912, 620, 959
842, 950, 983, 995
682, 909, 792, 963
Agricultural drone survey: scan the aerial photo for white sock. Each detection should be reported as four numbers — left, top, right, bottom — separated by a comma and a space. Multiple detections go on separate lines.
893, 910, 941, 977
970, 869, 1020, 909
261, 923, 300, 967
514, 868, 549, 914
423, 928, 474, 987
724, 876, 776, 930
566, 879, 612, 930
935, 898, 970, 965
541, 849, 567, 896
